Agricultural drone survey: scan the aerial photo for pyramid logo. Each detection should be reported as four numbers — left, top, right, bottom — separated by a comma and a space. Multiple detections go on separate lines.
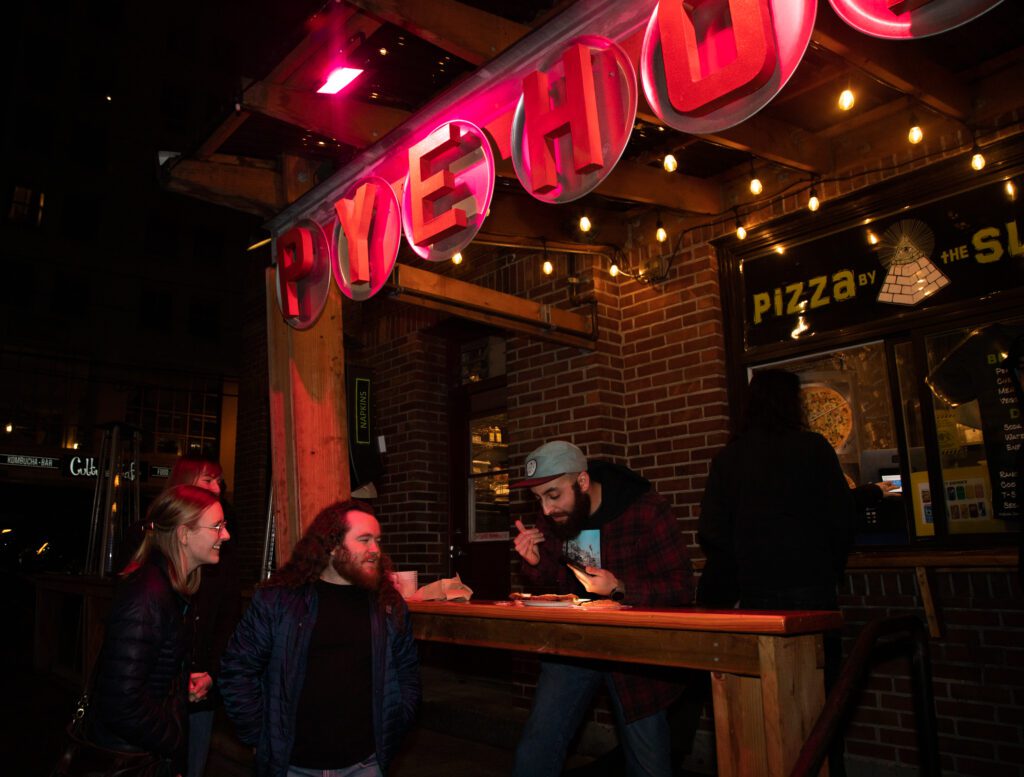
876, 219, 950, 306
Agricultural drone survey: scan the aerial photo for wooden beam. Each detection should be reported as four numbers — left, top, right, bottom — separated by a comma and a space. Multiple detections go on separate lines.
346, 0, 530, 65
812, 6, 970, 119
243, 81, 410, 148
265, 270, 352, 561
387, 263, 595, 348
164, 155, 285, 217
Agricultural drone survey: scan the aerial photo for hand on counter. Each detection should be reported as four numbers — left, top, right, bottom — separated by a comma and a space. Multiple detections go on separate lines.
570, 565, 619, 596
514, 519, 544, 566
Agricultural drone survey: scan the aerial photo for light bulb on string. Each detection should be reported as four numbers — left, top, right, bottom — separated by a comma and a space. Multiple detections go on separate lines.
1005, 180, 1017, 201
609, 263, 620, 278
655, 214, 667, 243
542, 260, 553, 275
807, 185, 820, 212
662, 154, 678, 173
838, 88, 855, 111
970, 143, 985, 171
451, 251, 463, 265
578, 215, 592, 233
908, 114, 923, 145
748, 160, 763, 196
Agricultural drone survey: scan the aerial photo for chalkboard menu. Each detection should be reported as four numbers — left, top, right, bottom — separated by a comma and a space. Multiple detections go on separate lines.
927, 324, 1024, 521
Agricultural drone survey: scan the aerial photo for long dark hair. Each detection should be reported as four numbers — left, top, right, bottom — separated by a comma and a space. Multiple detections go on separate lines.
739, 369, 808, 435
264, 500, 404, 620
168, 455, 223, 488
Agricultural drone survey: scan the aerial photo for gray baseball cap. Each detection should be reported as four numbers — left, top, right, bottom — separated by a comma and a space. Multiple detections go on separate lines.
510, 441, 587, 488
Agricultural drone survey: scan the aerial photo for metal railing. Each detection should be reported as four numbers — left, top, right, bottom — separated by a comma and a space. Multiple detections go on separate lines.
790, 615, 940, 777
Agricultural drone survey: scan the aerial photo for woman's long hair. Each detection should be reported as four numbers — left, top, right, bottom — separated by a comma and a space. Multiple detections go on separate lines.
739, 369, 808, 435
123, 484, 219, 595
167, 455, 223, 488
265, 499, 404, 622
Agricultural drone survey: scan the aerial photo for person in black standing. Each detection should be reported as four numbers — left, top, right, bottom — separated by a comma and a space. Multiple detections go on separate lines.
697, 369, 856, 775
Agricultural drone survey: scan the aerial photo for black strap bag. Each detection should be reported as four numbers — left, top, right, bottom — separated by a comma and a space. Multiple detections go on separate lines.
50, 684, 173, 777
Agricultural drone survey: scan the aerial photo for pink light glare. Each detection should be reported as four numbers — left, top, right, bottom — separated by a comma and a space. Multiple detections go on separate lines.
317, 67, 364, 94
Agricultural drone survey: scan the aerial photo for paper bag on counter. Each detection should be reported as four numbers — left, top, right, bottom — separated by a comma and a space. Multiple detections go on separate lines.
409, 574, 473, 602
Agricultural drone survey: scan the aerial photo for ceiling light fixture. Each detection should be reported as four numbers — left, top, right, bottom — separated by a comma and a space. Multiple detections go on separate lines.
663, 153, 678, 173
317, 67, 364, 95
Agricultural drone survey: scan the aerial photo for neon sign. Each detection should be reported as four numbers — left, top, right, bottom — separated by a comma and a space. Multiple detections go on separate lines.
274, 0, 1004, 325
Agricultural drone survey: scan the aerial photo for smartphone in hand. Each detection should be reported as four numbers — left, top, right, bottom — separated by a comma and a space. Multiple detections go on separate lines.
562, 556, 596, 577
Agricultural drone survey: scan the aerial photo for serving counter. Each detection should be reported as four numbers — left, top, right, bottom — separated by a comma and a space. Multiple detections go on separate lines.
408, 600, 841, 777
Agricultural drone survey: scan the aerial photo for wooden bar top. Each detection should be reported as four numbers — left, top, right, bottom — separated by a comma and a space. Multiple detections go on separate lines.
407, 600, 843, 636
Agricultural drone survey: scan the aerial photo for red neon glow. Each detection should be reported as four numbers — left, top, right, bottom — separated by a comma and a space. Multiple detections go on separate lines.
827, 0, 1003, 39
332, 177, 401, 300
317, 67, 364, 94
522, 42, 604, 195
659, 0, 778, 115
274, 221, 332, 329
407, 124, 470, 248
276, 227, 315, 317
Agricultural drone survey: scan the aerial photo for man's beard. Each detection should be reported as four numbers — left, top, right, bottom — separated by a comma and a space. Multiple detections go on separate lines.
548, 483, 591, 541
331, 547, 383, 590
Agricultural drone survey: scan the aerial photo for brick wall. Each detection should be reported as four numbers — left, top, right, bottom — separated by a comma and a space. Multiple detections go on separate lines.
839, 568, 1024, 776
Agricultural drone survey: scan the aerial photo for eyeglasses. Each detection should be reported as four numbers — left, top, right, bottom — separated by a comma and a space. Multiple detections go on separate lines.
197, 522, 228, 533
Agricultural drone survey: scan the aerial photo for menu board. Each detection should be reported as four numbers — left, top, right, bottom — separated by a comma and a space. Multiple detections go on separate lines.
927, 325, 1024, 521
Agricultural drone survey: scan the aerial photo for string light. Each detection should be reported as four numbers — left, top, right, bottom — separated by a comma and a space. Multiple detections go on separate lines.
578, 215, 592, 233
866, 230, 879, 245
451, 251, 463, 265
662, 154, 678, 173
970, 142, 985, 171
1006, 180, 1017, 201
908, 114, 923, 145
749, 161, 763, 196
807, 184, 820, 212
655, 214, 667, 243
542, 260, 554, 275
838, 88, 855, 111
609, 263, 620, 278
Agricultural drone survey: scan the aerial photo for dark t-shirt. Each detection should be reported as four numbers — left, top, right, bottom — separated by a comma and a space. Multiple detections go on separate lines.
290, 580, 375, 768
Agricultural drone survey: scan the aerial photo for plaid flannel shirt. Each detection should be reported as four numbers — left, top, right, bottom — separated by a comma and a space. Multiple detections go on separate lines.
520, 487, 695, 721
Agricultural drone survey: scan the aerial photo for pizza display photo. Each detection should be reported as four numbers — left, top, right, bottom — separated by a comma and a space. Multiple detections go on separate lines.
801, 383, 855, 452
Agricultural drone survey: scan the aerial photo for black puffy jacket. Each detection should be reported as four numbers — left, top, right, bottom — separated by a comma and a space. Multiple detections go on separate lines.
90, 554, 191, 769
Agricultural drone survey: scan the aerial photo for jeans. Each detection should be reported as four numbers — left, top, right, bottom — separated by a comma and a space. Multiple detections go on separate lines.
186, 709, 214, 777
286, 756, 381, 777
512, 660, 671, 777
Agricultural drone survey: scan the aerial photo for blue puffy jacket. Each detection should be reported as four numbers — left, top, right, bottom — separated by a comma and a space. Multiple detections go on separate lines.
219, 583, 420, 776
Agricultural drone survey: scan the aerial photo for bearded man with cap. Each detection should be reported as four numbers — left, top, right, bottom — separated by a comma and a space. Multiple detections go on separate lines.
511, 440, 694, 777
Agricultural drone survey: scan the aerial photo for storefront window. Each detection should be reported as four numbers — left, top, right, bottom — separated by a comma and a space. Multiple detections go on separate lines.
922, 320, 1024, 536
468, 412, 510, 541
753, 341, 913, 545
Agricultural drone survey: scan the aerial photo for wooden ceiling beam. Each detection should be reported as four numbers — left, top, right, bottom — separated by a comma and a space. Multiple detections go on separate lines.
811, 8, 970, 120
346, 0, 530, 65
242, 82, 410, 148
164, 155, 286, 218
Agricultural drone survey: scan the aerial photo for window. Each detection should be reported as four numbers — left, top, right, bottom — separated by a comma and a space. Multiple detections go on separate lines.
125, 380, 221, 457
8, 186, 45, 226
468, 412, 511, 540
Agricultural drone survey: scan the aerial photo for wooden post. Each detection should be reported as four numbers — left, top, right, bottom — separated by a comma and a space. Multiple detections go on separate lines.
265, 269, 351, 563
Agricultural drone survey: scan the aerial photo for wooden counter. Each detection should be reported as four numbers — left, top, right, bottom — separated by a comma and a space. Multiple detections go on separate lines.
409, 601, 841, 776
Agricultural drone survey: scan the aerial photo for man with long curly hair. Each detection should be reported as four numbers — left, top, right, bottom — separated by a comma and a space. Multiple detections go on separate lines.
219, 500, 420, 777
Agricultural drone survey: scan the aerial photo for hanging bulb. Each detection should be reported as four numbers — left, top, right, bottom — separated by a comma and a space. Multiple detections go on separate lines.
749, 176, 763, 196
970, 143, 985, 171
655, 215, 667, 243
838, 88, 855, 111
451, 251, 463, 265
663, 154, 678, 173
807, 187, 820, 212
578, 215, 592, 233
1005, 180, 1017, 201
908, 114, 923, 145
542, 260, 554, 275
866, 230, 879, 245
609, 263, 620, 278
736, 223, 747, 240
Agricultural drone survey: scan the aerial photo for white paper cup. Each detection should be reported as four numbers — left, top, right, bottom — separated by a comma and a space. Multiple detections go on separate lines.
392, 570, 418, 598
